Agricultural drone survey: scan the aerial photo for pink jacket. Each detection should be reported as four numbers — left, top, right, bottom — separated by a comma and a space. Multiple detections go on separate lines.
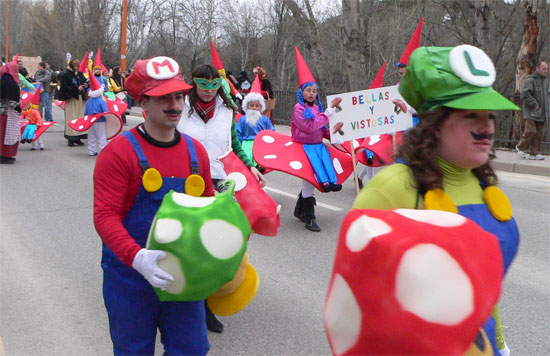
291, 102, 330, 144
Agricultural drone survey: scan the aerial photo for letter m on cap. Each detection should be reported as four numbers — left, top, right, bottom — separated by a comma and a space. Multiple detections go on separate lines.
147, 56, 179, 79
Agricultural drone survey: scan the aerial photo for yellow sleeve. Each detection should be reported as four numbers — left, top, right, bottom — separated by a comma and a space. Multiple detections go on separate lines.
352, 164, 420, 210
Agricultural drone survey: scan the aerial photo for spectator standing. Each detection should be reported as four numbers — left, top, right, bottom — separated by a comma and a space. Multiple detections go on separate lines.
516, 60, 548, 160
59, 58, 88, 146
35, 62, 53, 122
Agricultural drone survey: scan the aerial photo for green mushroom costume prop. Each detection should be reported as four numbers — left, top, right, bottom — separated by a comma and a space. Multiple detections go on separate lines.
146, 180, 258, 313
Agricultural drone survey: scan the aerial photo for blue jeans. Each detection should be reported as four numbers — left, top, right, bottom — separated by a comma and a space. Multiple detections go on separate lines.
39, 91, 53, 121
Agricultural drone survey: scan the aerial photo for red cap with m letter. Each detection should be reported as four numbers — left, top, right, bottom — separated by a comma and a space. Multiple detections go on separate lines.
125, 56, 192, 102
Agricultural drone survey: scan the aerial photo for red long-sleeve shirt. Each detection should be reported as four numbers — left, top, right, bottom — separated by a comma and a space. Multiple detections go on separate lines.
93, 125, 214, 267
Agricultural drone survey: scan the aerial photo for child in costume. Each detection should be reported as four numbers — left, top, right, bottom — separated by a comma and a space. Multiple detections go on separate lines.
353, 45, 520, 356
20, 87, 45, 150
236, 75, 275, 170
292, 47, 339, 232
84, 70, 109, 156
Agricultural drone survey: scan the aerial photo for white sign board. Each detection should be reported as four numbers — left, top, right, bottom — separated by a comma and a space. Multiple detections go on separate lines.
326, 85, 413, 143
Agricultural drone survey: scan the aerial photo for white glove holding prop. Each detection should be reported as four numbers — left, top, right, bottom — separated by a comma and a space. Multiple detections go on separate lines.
132, 248, 174, 290
333, 137, 345, 145
324, 107, 336, 117
235, 93, 243, 100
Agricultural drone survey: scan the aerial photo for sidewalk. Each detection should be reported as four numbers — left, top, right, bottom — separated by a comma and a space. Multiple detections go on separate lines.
492, 149, 550, 177
127, 108, 550, 178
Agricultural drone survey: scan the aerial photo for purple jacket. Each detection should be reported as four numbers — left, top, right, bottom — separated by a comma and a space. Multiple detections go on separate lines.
291, 102, 330, 144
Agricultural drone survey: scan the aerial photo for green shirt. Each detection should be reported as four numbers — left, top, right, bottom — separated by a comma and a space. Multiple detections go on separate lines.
352, 158, 485, 210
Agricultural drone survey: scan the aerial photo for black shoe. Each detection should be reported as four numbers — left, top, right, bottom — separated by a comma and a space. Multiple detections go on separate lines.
358, 179, 364, 189
256, 164, 266, 174
68, 140, 77, 147
205, 303, 223, 333
0, 156, 15, 164
305, 218, 321, 232
294, 192, 305, 222
367, 156, 374, 165
31, 147, 36, 151
329, 183, 342, 192
40, 147, 44, 151
20, 139, 26, 144
75, 139, 85, 146
321, 182, 331, 192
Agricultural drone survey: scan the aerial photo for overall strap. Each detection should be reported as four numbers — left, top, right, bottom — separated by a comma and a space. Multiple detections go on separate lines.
182, 133, 199, 174
121, 131, 150, 172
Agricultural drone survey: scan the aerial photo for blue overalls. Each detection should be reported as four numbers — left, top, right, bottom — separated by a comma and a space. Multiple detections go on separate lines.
457, 201, 519, 356
303, 143, 338, 184
101, 131, 209, 356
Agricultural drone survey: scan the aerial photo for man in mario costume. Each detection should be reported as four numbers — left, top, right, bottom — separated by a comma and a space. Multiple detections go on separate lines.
93, 56, 214, 355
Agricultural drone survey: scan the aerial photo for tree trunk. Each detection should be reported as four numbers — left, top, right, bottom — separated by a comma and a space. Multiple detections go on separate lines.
341, 0, 368, 92
282, 0, 326, 88
512, 3, 538, 143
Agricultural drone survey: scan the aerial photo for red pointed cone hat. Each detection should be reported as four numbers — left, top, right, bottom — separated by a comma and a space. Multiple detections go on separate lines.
368, 62, 386, 89
87, 69, 102, 91
397, 17, 423, 66
250, 75, 262, 94
94, 48, 103, 70
12, 54, 19, 63
295, 47, 316, 87
30, 85, 42, 107
210, 42, 226, 77
79, 51, 89, 72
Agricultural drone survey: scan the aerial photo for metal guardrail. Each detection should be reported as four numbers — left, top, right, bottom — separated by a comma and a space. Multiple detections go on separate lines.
271, 89, 549, 153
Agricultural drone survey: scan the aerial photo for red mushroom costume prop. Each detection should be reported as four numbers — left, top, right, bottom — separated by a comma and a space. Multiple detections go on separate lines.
68, 70, 123, 140
324, 208, 503, 355
253, 130, 355, 192
220, 151, 281, 237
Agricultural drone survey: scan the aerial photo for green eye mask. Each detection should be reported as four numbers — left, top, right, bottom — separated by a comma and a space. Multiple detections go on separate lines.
194, 78, 222, 91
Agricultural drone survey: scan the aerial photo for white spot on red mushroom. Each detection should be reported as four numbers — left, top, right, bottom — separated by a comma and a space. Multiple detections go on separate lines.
368, 135, 381, 145
346, 215, 392, 252
78, 125, 84, 130
84, 116, 88, 121
113, 104, 119, 112
352, 140, 360, 149
172, 192, 215, 207
285, 141, 294, 147
395, 243, 473, 325
333, 158, 344, 175
289, 161, 303, 170
200, 219, 243, 259
226, 172, 247, 192
394, 209, 467, 227
264, 154, 277, 159
262, 135, 275, 143
71, 119, 77, 124
91, 117, 97, 123
324, 274, 361, 355
154, 218, 183, 244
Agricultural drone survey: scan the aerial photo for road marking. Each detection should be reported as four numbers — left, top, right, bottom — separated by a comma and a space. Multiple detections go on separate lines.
497, 170, 550, 183
264, 186, 344, 211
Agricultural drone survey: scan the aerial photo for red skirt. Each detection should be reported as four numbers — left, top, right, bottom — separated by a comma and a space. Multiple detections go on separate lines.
0, 114, 19, 158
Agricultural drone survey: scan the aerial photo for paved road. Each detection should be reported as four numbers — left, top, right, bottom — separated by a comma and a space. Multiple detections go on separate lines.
1, 107, 549, 355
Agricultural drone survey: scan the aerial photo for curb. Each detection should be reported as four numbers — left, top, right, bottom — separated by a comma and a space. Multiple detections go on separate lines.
492, 160, 550, 177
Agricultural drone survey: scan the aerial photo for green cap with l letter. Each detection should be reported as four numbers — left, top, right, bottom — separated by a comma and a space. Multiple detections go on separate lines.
399, 45, 520, 113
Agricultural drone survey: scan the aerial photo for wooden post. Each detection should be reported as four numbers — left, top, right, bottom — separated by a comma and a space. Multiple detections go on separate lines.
351, 146, 360, 195
120, 0, 128, 72
5, 0, 9, 62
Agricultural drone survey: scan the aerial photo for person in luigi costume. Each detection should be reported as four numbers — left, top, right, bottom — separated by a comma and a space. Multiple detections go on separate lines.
93, 56, 214, 355
353, 45, 520, 356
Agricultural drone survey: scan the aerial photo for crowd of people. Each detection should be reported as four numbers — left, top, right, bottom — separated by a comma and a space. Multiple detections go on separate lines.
0, 37, 547, 356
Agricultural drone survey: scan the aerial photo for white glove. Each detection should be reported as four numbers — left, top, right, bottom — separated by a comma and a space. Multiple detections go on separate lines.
132, 248, 174, 290
333, 137, 345, 145
235, 93, 243, 100
324, 107, 335, 117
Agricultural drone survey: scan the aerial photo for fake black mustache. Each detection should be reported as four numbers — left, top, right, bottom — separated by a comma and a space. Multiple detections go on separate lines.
471, 132, 493, 140
164, 110, 182, 115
